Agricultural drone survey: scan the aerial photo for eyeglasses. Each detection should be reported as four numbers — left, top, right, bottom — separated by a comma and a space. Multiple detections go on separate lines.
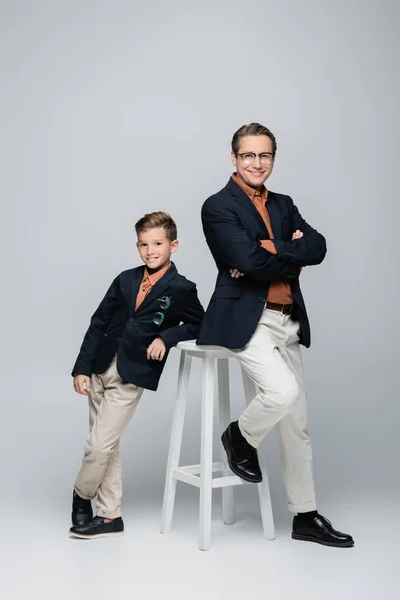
237, 152, 275, 166
153, 296, 171, 326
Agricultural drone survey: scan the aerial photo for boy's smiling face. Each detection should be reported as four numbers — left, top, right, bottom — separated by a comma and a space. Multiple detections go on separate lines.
136, 226, 178, 272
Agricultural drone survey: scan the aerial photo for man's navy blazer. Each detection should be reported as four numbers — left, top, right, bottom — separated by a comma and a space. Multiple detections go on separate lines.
197, 178, 327, 349
72, 263, 205, 391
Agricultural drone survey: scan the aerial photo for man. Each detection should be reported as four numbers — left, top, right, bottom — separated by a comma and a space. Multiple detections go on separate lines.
197, 123, 353, 548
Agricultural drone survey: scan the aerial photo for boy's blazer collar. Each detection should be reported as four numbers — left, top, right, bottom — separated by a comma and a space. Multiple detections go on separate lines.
132, 262, 178, 315
225, 177, 282, 240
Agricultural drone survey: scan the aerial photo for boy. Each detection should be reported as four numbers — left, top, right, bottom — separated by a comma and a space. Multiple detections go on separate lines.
69, 211, 204, 539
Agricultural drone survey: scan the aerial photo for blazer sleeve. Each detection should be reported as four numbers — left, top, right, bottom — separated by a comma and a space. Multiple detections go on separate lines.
272, 196, 327, 266
201, 198, 300, 282
157, 284, 205, 350
71, 276, 121, 377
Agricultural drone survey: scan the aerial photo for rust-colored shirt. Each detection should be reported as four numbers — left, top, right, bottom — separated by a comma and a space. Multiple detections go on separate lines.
135, 262, 171, 310
232, 173, 293, 305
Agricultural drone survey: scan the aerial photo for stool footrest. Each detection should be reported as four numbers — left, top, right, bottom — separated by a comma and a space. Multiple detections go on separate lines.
178, 461, 224, 475
172, 464, 253, 489
172, 469, 201, 488
212, 475, 251, 488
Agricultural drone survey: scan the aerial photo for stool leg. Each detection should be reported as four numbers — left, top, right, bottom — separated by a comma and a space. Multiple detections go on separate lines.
161, 351, 192, 534
217, 358, 235, 525
241, 369, 276, 541
199, 355, 214, 551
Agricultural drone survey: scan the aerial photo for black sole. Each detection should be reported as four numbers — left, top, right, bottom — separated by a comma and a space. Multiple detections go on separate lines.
221, 432, 262, 484
292, 533, 354, 547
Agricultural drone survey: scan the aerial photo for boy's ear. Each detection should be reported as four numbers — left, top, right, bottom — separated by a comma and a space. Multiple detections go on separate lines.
170, 239, 179, 253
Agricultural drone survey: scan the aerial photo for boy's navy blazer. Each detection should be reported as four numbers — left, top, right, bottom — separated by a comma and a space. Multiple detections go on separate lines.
197, 178, 327, 349
72, 263, 204, 391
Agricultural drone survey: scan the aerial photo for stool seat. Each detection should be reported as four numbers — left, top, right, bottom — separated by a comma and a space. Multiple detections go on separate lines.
176, 340, 232, 357
160, 340, 275, 550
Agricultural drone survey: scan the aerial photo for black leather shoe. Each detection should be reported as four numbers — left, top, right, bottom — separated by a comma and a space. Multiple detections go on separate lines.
221, 422, 262, 483
71, 491, 93, 527
292, 514, 354, 547
69, 516, 124, 539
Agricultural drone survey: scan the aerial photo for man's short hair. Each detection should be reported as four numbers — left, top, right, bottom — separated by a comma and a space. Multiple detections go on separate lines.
135, 211, 178, 242
231, 123, 277, 156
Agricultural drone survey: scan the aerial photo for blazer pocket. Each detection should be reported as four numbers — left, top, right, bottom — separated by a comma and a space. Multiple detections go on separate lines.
210, 286, 241, 302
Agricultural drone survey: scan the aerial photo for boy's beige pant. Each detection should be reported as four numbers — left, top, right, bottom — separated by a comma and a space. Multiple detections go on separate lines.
74, 355, 144, 519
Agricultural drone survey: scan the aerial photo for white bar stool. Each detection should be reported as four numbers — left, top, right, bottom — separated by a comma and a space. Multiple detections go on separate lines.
160, 340, 275, 551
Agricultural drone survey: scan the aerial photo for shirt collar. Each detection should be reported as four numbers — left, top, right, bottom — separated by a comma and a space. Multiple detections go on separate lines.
143, 261, 171, 286
232, 172, 268, 202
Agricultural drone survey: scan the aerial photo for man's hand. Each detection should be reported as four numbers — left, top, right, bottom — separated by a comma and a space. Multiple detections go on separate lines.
292, 230, 303, 240
73, 374, 91, 396
147, 337, 167, 361
292, 230, 304, 272
229, 268, 244, 278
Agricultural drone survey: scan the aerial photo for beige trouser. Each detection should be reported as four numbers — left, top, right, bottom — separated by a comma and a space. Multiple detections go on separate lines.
74, 356, 144, 519
233, 308, 317, 514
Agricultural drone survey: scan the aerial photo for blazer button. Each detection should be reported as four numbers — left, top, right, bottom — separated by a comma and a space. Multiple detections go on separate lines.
128, 317, 133, 322
117, 337, 121, 342
260, 297, 265, 302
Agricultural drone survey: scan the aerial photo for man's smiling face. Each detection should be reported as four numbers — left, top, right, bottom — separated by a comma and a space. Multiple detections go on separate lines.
232, 135, 275, 190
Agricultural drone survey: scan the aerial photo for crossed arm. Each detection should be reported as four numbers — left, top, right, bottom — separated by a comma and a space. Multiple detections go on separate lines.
202, 196, 326, 281
230, 229, 304, 278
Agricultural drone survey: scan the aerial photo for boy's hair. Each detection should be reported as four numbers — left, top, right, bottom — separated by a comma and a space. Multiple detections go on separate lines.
135, 211, 178, 242
231, 122, 277, 156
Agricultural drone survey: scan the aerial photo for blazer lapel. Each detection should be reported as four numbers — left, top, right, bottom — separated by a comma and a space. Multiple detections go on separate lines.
266, 192, 282, 240
130, 266, 145, 316
134, 263, 178, 315
226, 178, 270, 236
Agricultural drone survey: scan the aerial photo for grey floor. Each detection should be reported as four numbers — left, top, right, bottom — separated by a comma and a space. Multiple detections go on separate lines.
2, 489, 398, 600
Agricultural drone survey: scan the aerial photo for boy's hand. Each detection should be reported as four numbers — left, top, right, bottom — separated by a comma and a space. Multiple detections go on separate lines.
73, 374, 91, 395
147, 337, 167, 361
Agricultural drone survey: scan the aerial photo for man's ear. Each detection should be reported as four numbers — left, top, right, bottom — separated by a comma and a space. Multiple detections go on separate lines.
231, 151, 237, 167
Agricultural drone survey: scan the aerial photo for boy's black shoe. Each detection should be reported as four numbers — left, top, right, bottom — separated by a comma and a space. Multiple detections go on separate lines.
71, 491, 93, 527
292, 514, 354, 547
221, 422, 262, 483
69, 516, 124, 539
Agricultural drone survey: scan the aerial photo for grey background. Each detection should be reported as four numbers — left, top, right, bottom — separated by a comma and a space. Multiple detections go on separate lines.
1, 0, 399, 520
